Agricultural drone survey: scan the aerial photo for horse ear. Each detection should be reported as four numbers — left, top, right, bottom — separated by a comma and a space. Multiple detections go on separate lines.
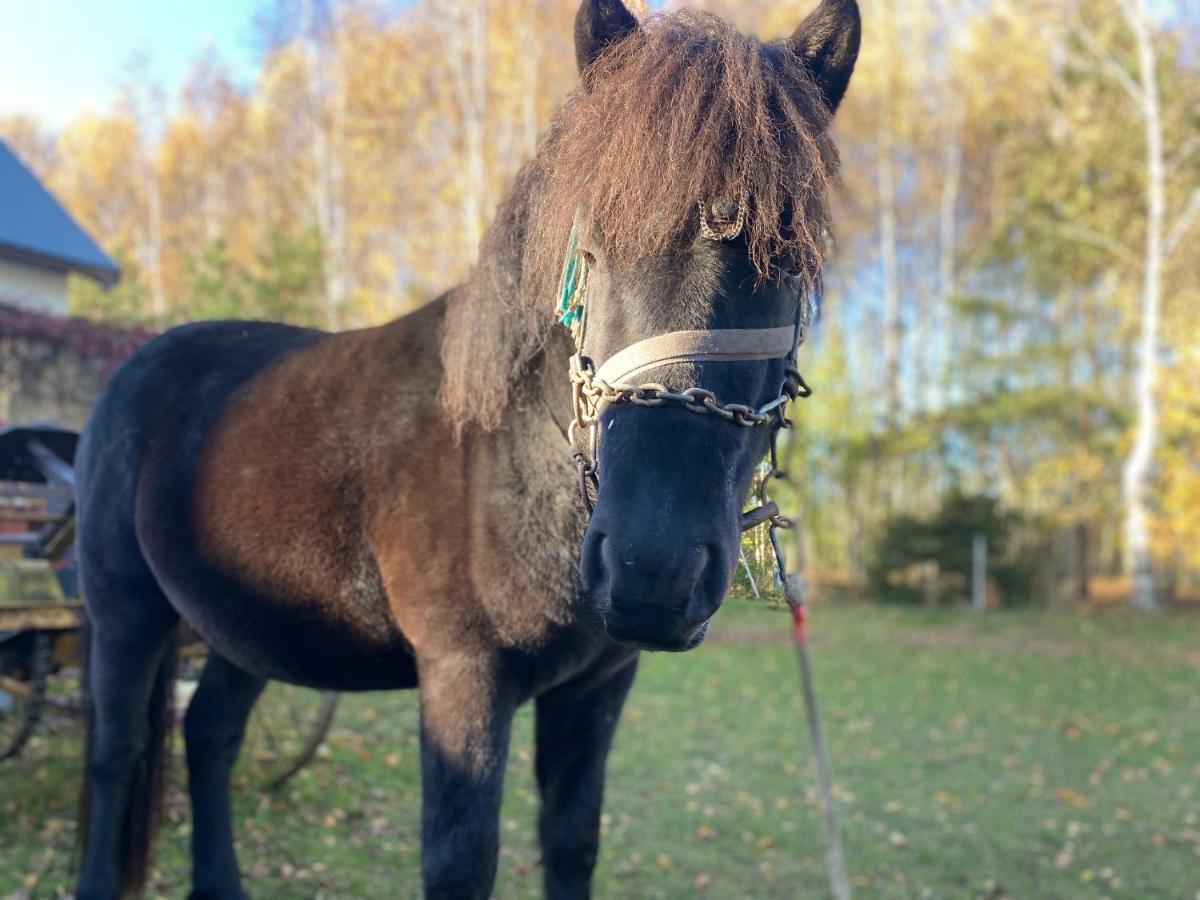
787, 0, 861, 115
575, 0, 639, 74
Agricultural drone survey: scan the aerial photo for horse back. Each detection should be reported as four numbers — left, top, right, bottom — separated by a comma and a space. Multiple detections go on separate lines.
78, 304, 454, 689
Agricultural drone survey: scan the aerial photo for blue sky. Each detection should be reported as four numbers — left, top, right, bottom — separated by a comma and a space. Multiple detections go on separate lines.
0, 0, 263, 128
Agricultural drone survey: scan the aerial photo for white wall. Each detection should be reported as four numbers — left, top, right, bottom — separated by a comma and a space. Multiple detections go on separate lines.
0, 257, 69, 315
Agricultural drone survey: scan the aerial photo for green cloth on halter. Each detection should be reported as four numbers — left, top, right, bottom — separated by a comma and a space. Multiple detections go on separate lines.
556, 227, 582, 326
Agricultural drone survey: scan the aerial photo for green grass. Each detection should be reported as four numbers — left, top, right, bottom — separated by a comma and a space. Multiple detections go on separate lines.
3, 602, 1199, 898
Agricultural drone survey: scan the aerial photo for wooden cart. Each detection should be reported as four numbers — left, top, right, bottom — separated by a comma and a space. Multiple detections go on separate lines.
0, 425, 338, 786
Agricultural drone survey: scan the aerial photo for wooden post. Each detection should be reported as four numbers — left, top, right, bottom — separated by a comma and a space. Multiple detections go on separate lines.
972, 533, 987, 613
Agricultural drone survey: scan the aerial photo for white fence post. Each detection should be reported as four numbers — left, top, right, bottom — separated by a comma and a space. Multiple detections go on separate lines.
972, 533, 987, 613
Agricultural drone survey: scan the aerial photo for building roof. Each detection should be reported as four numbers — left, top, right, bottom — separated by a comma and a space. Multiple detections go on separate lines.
0, 140, 120, 286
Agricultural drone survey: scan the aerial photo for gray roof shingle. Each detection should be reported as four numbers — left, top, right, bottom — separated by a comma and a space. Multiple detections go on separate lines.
0, 139, 120, 285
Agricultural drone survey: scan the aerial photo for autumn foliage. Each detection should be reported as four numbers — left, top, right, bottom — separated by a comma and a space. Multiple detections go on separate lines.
0, 0, 1197, 605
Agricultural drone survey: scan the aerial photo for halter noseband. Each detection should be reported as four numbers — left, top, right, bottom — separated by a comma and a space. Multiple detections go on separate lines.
557, 212, 811, 527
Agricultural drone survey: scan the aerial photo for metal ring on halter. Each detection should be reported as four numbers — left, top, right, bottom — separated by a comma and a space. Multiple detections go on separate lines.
698, 197, 746, 242
756, 394, 790, 417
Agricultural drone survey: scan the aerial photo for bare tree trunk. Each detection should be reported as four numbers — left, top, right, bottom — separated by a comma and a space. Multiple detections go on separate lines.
466, 1, 489, 256
934, 103, 962, 413
877, 0, 901, 429
1075, 520, 1090, 604
448, 0, 488, 263
203, 159, 223, 243
1121, 0, 1162, 611
519, 0, 542, 162
301, 0, 350, 330
328, 40, 350, 328
438, 0, 490, 269
877, 130, 900, 427
121, 66, 167, 320
142, 157, 166, 320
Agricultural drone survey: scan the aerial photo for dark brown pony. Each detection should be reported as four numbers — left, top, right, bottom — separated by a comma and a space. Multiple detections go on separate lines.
74, 2, 859, 897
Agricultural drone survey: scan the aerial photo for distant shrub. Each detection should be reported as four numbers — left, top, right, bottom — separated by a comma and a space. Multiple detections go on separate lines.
868, 493, 1044, 607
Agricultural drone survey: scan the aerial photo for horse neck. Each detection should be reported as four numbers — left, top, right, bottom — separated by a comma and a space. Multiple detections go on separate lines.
435, 160, 571, 438
451, 257, 585, 609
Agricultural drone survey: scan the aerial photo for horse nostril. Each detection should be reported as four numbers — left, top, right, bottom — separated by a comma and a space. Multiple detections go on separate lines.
580, 529, 614, 605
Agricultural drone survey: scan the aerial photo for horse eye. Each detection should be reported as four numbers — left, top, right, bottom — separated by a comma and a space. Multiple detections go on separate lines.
578, 249, 597, 266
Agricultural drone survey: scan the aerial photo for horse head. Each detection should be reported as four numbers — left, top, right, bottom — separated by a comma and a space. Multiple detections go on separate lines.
549, 0, 861, 651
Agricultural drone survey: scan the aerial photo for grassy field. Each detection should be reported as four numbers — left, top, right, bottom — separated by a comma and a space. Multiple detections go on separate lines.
2, 601, 1199, 899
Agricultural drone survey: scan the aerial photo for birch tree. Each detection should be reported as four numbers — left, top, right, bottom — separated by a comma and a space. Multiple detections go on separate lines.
436, 0, 491, 267
875, 0, 902, 428
117, 56, 168, 320
1075, 0, 1200, 609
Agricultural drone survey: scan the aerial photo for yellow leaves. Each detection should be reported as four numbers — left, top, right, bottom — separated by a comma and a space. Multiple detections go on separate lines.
1152, 336, 1200, 568
1053, 787, 1090, 808
52, 111, 143, 243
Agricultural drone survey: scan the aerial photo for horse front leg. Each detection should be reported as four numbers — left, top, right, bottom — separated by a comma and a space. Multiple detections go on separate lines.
418, 653, 517, 899
535, 653, 639, 900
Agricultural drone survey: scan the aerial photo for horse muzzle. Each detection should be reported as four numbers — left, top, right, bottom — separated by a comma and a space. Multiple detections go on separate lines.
580, 516, 730, 652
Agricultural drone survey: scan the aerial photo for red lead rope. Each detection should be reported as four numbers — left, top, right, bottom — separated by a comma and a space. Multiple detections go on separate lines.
790, 600, 809, 645
779, 587, 852, 900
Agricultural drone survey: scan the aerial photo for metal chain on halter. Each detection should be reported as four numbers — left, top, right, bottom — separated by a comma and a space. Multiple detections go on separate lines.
572, 359, 810, 427
567, 360, 810, 515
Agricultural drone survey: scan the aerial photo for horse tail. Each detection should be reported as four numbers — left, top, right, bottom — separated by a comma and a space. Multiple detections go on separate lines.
75, 617, 94, 874
121, 634, 178, 896
77, 625, 179, 896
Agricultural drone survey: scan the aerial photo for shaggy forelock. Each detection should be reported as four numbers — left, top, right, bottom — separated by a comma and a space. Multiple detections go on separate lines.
529, 10, 838, 292
441, 10, 840, 433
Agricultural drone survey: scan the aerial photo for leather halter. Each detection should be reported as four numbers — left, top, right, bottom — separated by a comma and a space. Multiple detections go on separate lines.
566, 323, 808, 523
593, 325, 798, 386
558, 229, 811, 521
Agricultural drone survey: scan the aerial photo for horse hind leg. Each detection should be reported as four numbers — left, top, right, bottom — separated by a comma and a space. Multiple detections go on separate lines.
76, 569, 180, 900
183, 653, 266, 900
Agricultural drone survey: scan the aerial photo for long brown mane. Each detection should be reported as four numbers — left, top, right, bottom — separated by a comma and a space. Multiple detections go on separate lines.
440, 10, 839, 432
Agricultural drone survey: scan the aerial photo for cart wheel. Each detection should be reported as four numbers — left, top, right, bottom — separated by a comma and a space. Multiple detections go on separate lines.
244, 683, 339, 790
0, 632, 53, 761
